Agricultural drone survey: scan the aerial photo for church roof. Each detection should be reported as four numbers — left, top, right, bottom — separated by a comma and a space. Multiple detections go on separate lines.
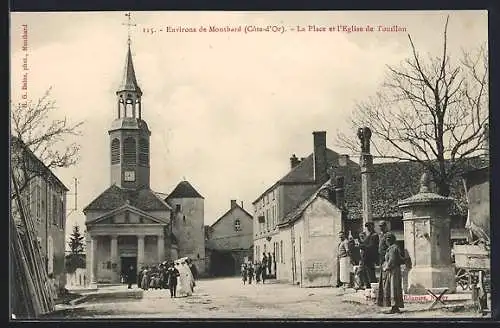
83, 184, 171, 212
117, 44, 142, 94
166, 180, 204, 200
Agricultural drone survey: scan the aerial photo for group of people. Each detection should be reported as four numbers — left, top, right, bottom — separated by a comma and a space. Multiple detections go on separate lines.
124, 257, 197, 298
337, 221, 411, 314
240, 252, 274, 285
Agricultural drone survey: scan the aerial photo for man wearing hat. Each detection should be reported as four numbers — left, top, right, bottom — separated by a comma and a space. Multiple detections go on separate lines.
378, 221, 392, 265
361, 222, 379, 288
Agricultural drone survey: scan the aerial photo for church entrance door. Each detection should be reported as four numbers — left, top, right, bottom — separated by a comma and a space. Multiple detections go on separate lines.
120, 256, 137, 283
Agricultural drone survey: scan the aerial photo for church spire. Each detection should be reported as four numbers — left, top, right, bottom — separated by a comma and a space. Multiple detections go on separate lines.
115, 12, 143, 120
117, 44, 142, 95
117, 12, 141, 95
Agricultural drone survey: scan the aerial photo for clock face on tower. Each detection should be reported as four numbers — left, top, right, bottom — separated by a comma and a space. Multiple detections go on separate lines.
124, 170, 136, 182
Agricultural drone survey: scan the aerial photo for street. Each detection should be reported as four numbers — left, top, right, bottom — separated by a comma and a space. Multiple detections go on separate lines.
49, 277, 483, 319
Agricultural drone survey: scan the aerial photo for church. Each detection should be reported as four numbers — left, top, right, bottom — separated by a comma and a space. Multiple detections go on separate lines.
83, 34, 205, 285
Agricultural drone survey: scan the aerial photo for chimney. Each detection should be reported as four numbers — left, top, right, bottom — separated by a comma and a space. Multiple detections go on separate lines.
231, 199, 237, 209
335, 176, 345, 209
290, 154, 301, 169
313, 131, 328, 183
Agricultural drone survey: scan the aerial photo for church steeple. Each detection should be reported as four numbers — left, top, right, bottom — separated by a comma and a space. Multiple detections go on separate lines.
109, 12, 151, 190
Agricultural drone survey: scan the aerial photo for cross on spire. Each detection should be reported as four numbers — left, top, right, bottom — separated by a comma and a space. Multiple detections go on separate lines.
122, 12, 136, 45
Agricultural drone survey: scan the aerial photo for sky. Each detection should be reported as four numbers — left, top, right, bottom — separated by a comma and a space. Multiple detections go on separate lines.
9, 11, 488, 245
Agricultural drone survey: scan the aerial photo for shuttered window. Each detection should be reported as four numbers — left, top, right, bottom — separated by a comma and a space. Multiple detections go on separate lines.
123, 137, 136, 164
111, 139, 120, 164
139, 138, 149, 165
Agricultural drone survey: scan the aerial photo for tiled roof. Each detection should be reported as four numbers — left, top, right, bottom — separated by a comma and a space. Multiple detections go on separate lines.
277, 156, 486, 223
279, 179, 337, 227
166, 180, 204, 200
83, 184, 172, 212
343, 156, 487, 220
11, 136, 69, 191
253, 148, 359, 203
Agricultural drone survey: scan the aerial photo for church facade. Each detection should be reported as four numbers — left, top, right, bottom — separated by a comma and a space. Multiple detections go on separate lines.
83, 40, 205, 284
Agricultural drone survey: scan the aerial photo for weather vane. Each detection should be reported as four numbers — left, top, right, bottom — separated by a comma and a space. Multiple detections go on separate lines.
122, 12, 136, 45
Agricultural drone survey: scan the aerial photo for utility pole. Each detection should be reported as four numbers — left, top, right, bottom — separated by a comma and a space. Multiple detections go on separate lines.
66, 177, 78, 218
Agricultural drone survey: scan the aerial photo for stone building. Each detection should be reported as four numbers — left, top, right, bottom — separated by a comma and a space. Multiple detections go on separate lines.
83, 40, 205, 285
273, 155, 486, 286
11, 137, 69, 292
276, 177, 344, 287
252, 131, 359, 278
206, 200, 253, 276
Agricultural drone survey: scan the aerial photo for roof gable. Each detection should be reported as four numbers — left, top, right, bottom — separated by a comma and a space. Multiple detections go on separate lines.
211, 205, 253, 229
166, 180, 204, 200
279, 180, 339, 227
87, 204, 168, 225
84, 185, 172, 212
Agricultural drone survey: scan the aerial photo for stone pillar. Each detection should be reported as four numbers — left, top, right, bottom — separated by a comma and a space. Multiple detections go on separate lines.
358, 127, 373, 227
398, 172, 456, 294
137, 234, 145, 269
157, 234, 165, 263
110, 235, 118, 282
89, 236, 98, 288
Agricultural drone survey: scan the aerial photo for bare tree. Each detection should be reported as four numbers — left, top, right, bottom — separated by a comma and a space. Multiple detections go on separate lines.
11, 87, 84, 199
336, 17, 488, 196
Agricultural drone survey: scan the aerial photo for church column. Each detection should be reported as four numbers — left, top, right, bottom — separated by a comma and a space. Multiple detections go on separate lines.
137, 234, 145, 268
157, 234, 165, 263
89, 236, 98, 286
110, 235, 118, 282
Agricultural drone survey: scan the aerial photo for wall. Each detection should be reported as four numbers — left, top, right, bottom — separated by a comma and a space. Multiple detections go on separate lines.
301, 197, 342, 287
169, 197, 206, 274
276, 226, 292, 282
209, 207, 253, 251
23, 176, 67, 291
66, 268, 87, 287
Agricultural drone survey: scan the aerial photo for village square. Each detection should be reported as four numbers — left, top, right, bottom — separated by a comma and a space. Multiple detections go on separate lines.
9, 11, 491, 320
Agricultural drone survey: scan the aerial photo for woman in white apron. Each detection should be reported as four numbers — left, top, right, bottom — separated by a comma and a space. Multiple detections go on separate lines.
337, 232, 352, 289
175, 257, 194, 297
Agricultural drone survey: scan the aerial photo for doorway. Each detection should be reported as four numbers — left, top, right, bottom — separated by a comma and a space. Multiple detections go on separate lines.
120, 256, 137, 283
210, 251, 236, 277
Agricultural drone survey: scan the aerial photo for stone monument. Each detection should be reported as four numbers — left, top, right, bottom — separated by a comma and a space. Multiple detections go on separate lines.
357, 127, 373, 227
398, 172, 456, 294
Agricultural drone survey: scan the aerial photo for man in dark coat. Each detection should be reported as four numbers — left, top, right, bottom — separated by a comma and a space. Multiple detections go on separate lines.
376, 222, 397, 306
137, 266, 144, 289
361, 222, 380, 288
267, 252, 273, 277
377, 233, 404, 313
165, 262, 180, 298
261, 253, 268, 279
126, 265, 136, 289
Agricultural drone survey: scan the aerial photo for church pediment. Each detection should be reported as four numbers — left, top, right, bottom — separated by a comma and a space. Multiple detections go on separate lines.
88, 204, 168, 226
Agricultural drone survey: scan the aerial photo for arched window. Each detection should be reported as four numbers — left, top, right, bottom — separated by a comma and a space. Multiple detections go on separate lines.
111, 139, 120, 164
139, 138, 149, 165
123, 137, 136, 164
234, 219, 241, 232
